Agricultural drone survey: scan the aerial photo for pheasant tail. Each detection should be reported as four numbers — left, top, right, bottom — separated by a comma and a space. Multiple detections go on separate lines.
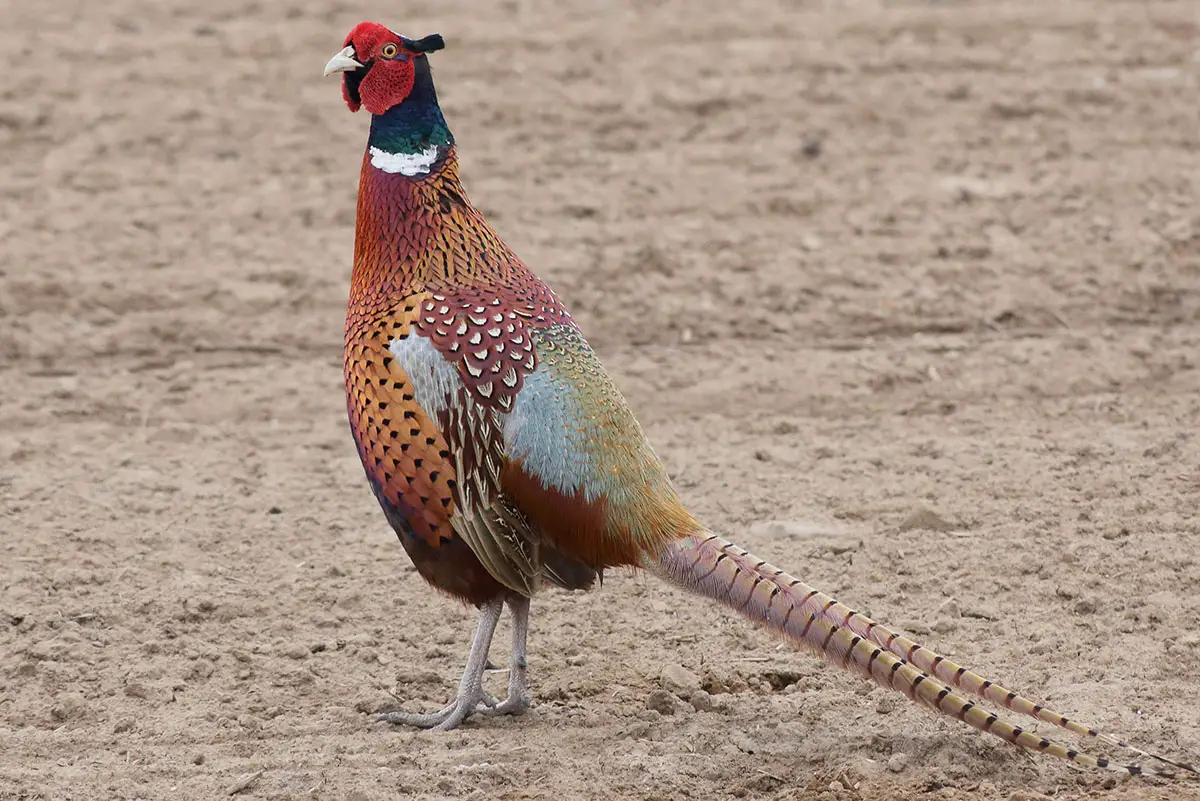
648, 532, 1197, 778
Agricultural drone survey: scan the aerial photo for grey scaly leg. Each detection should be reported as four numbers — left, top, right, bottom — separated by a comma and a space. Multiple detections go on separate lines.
376, 597, 503, 731
479, 594, 531, 717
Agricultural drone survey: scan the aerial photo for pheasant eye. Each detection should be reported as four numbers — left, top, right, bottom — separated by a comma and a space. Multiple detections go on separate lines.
380, 43, 399, 58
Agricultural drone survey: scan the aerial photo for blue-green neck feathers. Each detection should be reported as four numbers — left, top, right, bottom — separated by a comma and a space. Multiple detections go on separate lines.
368, 56, 453, 171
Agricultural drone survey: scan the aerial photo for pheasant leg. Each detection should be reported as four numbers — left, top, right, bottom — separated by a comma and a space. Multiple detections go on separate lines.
478, 594, 531, 717
376, 597, 503, 731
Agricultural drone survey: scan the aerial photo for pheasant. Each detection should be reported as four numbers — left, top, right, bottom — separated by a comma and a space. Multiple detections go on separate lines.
323, 22, 1196, 777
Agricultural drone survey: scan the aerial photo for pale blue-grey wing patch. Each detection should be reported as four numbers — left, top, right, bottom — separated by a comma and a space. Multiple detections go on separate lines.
502, 325, 676, 513
502, 351, 597, 501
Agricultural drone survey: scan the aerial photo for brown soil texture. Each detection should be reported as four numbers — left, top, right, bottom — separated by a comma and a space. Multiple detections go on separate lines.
3, 1, 1199, 799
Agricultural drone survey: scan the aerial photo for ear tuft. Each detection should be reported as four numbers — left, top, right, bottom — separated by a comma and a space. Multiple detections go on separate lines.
405, 34, 445, 54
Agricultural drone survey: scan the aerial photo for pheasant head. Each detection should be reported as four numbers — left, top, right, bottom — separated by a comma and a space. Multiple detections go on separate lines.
325, 22, 445, 114
325, 22, 453, 178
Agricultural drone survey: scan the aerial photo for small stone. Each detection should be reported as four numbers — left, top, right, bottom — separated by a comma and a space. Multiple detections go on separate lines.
689, 690, 715, 712
710, 669, 748, 694
701, 669, 731, 694
708, 692, 733, 712
646, 689, 681, 715
186, 661, 214, 680
192, 753, 205, 765
731, 731, 757, 754
565, 654, 586, 666
1074, 599, 1098, 615
355, 698, 384, 714
932, 618, 958, 634
898, 506, 957, 533
898, 620, 932, 636
50, 691, 88, 721
876, 696, 896, 715
888, 753, 908, 773
660, 663, 701, 698
283, 644, 309, 660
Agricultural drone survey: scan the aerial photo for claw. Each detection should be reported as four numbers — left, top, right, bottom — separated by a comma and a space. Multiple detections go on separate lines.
476, 690, 530, 717
376, 688, 490, 731
375, 697, 456, 729
375, 687, 527, 730
372, 596, 534, 732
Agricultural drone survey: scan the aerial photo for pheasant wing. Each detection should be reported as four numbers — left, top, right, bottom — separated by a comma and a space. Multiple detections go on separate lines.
367, 287, 595, 595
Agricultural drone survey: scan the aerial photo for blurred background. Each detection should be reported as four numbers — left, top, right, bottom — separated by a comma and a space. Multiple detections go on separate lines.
2, 1, 1198, 798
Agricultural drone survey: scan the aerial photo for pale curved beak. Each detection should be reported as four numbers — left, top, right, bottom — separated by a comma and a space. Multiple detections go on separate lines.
324, 46, 363, 77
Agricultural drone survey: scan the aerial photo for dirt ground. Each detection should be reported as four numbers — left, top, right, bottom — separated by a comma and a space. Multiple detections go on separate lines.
2, 0, 1199, 799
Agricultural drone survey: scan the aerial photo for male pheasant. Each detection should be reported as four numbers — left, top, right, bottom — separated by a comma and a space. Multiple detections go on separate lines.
323, 23, 1196, 776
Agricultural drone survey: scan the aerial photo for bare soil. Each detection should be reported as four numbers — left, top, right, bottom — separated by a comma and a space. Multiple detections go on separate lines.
2, 1, 1199, 799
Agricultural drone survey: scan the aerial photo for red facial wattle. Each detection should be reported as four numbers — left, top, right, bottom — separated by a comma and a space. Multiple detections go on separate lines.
326, 24, 446, 115
356, 57, 416, 116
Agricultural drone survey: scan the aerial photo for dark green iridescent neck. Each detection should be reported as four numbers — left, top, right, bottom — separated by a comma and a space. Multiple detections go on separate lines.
367, 56, 454, 155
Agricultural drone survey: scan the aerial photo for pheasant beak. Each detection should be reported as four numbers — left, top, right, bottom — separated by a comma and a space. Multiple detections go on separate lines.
324, 46, 364, 77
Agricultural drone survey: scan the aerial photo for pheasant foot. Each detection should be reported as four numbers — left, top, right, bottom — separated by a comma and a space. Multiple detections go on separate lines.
375, 597, 503, 732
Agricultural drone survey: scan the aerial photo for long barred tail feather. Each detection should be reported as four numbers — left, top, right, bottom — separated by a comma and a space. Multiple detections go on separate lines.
647, 531, 1197, 779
